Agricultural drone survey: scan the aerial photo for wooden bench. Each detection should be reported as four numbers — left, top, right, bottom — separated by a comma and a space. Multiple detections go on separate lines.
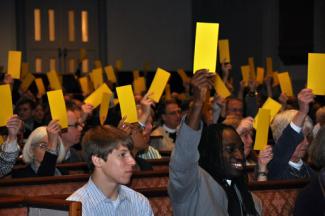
0, 195, 81, 216
0, 168, 169, 196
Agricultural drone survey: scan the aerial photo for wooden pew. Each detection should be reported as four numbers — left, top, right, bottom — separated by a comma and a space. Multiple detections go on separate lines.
12, 157, 170, 174
0, 195, 81, 216
0, 168, 169, 196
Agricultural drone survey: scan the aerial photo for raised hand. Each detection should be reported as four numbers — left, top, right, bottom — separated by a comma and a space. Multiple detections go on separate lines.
297, 88, 314, 114
138, 92, 155, 125
81, 103, 94, 122
47, 120, 61, 151
236, 117, 254, 136
6, 115, 23, 142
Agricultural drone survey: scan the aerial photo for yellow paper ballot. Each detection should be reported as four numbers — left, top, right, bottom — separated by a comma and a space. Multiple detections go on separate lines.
21, 62, 29, 79
133, 77, 146, 94
254, 108, 270, 150
133, 70, 140, 80
193, 22, 219, 73
253, 97, 281, 128
90, 68, 103, 89
219, 39, 230, 63
266, 57, 273, 75
8, 51, 22, 79
214, 73, 231, 98
272, 71, 279, 86
47, 89, 68, 129
148, 68, 171, 103
35, 78, 46, 96
104, 65, 117, 83
116, 85, 138, 123
79, 77, 91, 96
165, 84, 172, 100
256, 67, 265, 84
84, 83, 113, 108
0, 136, 3, 145
241, 65, 250, 85
94, 60, 102, 69
177, 68, 190, 83
0, 84, 13, 127
307, 53, 325, 95
248, 57, 256, 80
47, 70, 62, 90
99, 92, 111, 126
20, 73, 35, 92
278, 72, 293, 96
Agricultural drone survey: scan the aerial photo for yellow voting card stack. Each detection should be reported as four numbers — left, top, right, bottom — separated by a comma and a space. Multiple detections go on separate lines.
307, 53, 325, 95
47, 89, 68, 129
8, 51, 22, 79
0, 84, 13, 127
278, 72, 293, 96
218, 39, 230, 63
147, 68, 171, 103
214, 73, 231, 99
254, 108, 271, 150
99, 92, 112, 126
116, 85, 138, 123
104, 65, 117, 83
84, 83, 113, 108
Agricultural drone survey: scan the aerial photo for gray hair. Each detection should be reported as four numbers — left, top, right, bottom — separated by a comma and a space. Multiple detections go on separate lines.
22, 126, 66, 164
271, 109, 313, 143
309, 126, 325, 168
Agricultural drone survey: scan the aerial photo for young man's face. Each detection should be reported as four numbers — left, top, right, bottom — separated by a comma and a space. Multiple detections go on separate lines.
100, 145, 136, 185
221, 129, 245, 179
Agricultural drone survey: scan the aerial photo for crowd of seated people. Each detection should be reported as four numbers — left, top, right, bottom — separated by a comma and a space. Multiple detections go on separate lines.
1, 58, 325, 215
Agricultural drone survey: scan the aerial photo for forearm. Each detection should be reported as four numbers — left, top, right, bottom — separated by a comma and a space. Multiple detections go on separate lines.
185, 102, 204, 130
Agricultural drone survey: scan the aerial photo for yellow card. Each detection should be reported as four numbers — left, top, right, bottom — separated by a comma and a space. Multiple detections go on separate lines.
272, 71, 279, 86
177, 68, 190, 83
133, 77, 146, 94
94, 60, 102, 69
266, 57, 273, 75
278, 72, 293, 96
104, 65, 117, 83
165, 84, 172, 100
193, 22, 219, 73
214, 73, 231, 98
219, 39, 230, 63
47, 90, 68, 129
35, 78, 46, 96
90, 68, 103, 89
115, 59, 123, 71
0, 136, 3, 145
133, 70, 140, 80
241, 65, 250, 85
20, 73, 35, 92
254, 108, 270, 150
116, 85, 138, 123
256, 67, 265, 84
21, 62, 29, 79
307, 53, 325, 95
253, 97, 281, 128
47, 70, 62, 90
8, 51, 22, 79
147, 68, 171, 103
80, 48, 87, 60
99, 92, 111, 126
0, 84, 13, 127
248, 57, 256, 80
79, 77, 91, 96
84, 83, 113, 108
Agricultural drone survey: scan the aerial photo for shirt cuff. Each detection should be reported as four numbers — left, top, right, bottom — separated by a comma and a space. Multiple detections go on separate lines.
290, 122, 302, 133
1, 138, 19, 153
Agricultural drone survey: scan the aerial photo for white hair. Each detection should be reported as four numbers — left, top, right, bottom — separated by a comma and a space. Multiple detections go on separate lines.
271, 109, 313, 143
22, 126, 66, 164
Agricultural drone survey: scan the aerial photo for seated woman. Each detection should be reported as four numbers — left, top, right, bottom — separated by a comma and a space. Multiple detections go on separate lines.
12, 120, 66, 178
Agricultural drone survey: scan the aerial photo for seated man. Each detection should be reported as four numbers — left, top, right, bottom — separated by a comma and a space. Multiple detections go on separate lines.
67, 125, 153, 216
169, 70, 262, 216
0, 115, 22, 177
268, 88, 315, 180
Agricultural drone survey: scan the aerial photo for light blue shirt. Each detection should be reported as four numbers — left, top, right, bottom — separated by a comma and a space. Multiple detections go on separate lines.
67, 178, 153, 216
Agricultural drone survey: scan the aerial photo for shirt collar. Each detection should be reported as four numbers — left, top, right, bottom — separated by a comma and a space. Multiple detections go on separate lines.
163, 124, 177, 133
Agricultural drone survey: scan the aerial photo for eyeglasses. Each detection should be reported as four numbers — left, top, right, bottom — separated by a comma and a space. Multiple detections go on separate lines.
32, 142, 48, 150
68, 122, 84, 128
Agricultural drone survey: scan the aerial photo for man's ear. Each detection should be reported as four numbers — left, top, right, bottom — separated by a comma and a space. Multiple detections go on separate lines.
91, 155, 103, 168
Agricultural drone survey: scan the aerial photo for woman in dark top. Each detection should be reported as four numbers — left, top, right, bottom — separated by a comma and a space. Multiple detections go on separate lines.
12, 120, 66, 178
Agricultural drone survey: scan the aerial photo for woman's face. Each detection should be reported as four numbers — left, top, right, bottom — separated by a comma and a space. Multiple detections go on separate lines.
32, 135, 49, 164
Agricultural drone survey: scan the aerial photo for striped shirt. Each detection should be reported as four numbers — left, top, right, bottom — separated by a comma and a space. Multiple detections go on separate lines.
0, 138, 19, 177
138, 146, 162, 160
67, 178, 153, 216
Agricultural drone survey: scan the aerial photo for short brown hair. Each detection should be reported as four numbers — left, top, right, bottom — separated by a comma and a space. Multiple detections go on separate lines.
82, 125, 133, 172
